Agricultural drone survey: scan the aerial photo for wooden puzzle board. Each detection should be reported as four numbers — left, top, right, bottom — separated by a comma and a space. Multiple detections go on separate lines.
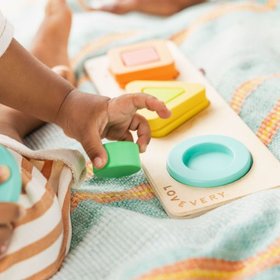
85, 42, 280, 218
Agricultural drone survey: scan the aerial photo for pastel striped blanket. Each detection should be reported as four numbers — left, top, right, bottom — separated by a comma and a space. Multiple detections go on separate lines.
3, 0, 280, 279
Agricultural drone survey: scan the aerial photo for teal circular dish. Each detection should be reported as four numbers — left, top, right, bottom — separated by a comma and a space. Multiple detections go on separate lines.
0, 145, 21, 202
167, 135, 253, 188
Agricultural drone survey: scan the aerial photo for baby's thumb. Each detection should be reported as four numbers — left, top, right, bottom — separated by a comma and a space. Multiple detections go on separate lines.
81, 133, 108, 169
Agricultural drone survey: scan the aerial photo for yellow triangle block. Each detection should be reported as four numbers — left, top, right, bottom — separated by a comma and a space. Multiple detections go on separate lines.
126, 81, 209, 137
142, 87, 185, 103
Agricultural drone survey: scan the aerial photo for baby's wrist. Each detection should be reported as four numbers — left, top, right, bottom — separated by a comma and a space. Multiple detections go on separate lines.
54, 88, 79, 130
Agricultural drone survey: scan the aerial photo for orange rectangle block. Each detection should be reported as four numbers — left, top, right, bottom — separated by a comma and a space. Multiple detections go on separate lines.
108, 40, 179, 88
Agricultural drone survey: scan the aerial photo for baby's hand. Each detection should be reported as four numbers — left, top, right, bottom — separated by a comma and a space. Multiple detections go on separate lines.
0, 165, 22, 258
99, 0, 205, 16
0, 203, 22, 258
56, 91, 171, 168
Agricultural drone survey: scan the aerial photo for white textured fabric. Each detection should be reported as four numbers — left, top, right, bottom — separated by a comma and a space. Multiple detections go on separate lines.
0, 10, 13, 57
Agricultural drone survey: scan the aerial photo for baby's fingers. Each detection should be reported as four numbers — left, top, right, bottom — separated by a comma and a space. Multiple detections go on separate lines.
0, 224, 12, 256
0, 203, 22, 224
130, 114, 151, 153
0, 203, 22, 257
81, 129, 108, 169
131, 93, 171, 119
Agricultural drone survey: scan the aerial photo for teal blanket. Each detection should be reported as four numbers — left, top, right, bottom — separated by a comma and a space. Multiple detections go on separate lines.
3, 0, 280, 279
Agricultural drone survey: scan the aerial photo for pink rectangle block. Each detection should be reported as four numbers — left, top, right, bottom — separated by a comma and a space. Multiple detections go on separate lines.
121, 47, 160, 67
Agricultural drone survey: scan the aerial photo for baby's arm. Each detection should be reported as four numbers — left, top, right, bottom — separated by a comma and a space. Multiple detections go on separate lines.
0, 39, 170, 168
0, 6, 73, 122
0, 39, 74, 124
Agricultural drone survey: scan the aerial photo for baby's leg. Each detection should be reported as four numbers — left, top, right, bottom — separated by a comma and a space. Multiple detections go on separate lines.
0, 0, 73, 142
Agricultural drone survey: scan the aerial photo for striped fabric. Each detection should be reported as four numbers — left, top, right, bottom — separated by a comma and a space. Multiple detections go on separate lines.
0, 135, 85, 280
